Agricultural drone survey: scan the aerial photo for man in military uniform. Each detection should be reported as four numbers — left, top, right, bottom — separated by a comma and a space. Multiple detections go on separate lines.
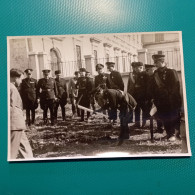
53, 70, 67, 122
76, 68, 93, 122
20, 69, 38, 127
148, 54, 182, 141
145, 64, 164, 133
86, 70, 95, 111
96, 87, 137, 145
94, 64, 111, 89
106, 62, 124, 123
106, 62, 124, 91
68, 71, 80, 118
127, 62, 149, 128
36, 69, 58, 125
145, 64, 156, 77
94, 64, 111, 121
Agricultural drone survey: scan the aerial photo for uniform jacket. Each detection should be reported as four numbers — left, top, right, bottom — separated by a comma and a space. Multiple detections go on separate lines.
68, 77, 78, 98
148, 66, 181, 111
94, 73, 111, 89
55, 78, 67, 100
10, 83, 26, 130
76, 76, 93, 94
103, 89, 137, 111
108, 71, 124, 91
127, 71, 149, 101
76, 76, 93, 106
20, 77, 37, 109
36, 77, 58, 100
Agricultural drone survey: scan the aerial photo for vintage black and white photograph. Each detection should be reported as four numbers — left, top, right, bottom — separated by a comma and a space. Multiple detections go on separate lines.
7, 32, 191, 161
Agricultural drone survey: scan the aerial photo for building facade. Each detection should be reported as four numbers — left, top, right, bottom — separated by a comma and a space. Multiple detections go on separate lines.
141, 32, 181, 71
9, 34, 143, 79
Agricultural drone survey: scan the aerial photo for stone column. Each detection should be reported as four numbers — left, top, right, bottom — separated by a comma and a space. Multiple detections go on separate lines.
84, 55, 95, 75
59, 58, 66, 77
28, 52, 39, 79
38, 52, 48, 78
138, 49, 148, 64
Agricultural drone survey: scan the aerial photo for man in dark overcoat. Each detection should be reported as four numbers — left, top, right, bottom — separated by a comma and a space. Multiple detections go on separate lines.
68, 71, 80, 118
20, 69, 38, 126
94, 63, 111, 89
148, 54, 182, 141
145, 64, 164, 133
106, 62, 124, 123
36, 69, 58, 125
127, 62, 149, 128
76, 68, 93, 122
53, 70, 68, 121
106, 62, 124, 91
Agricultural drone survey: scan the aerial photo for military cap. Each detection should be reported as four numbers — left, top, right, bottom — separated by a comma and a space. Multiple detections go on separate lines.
55, 70, 61, 75
42, 69, 51, 73
145, 64, 155, 69
96, 64, 104, 71
24, 68, 33, 74
106, 62, 115, 67
152, 54, 165, 61
131, 62, 143, 67
79, 67, 86, 72
86, 70, 90, 74
74, 71, 79, 75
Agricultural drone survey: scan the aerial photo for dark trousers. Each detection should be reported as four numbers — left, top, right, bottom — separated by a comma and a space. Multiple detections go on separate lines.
80, 102, 90, 121
42, 99, 55, 124
26, 108, 35, 126
119, 109, 132, 140
134, 100, 148, 125
157, 109, 180, 138
157, 119, 164, 131
78, 93, 90, 121
108, 109, 117, 121
54, 100, 66, 121
71, 97, 80, 116
90, 96, 95, 111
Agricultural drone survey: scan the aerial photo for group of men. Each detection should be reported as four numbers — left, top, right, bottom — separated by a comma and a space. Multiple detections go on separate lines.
19, 69, 67, 126
91, 55, 181, 143
10, 53, 182, 158
126, 54, 181, 142
17, 61, 126, 127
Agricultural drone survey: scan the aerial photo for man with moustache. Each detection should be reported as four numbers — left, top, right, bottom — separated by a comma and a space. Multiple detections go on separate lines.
36, 69, 58, 125
148, 54, 182, 141
127, 62, 149, 128
76, 68, 93, 122
20, 68, 38, 127
145, 64, 164, 133
106, 62, 124, 124
68, 71, 80, 118
53, 70, 68, 122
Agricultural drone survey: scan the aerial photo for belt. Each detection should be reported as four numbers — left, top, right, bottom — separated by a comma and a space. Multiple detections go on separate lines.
42, 89, 53, 92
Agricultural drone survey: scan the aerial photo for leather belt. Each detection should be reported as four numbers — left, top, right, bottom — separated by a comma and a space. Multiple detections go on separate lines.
42, 89, 52, 92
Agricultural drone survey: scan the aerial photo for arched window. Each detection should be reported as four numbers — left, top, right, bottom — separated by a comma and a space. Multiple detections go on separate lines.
50, 49, 60, 74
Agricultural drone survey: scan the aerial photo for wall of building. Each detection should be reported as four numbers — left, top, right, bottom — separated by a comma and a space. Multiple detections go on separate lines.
141, 33, 181, 71
9, 39, 28, 71
9, 34, 143, 79
142, 33, 179, 43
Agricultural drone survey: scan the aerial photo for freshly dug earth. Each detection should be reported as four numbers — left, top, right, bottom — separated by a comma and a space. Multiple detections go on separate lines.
26, 105, 183, 159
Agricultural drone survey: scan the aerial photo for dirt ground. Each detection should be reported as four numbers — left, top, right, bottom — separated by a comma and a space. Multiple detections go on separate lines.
26, 104, 183, 159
